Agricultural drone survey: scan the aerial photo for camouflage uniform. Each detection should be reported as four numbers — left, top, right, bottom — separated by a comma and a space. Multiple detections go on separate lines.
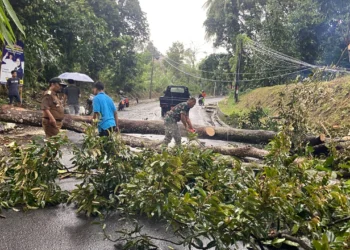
163, 102, 190, 146
41, 90, 64, 137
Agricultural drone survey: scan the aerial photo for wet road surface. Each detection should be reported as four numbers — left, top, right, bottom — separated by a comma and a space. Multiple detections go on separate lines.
0, 98, 248, 250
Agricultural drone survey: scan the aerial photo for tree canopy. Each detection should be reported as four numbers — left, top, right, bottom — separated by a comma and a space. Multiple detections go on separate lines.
9, 0, 149, 91
203, 0, 350, 91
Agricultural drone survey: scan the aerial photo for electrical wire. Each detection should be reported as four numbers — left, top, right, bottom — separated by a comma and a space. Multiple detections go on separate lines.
163, 54, 306, 76
163, 57, 234, 83
241, 68, 312, 82
163, 57, 313, 84
162, 40, 350, 85
251, 42, 350, 74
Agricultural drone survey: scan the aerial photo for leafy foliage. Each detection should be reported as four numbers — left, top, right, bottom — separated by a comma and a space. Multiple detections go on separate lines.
0, 136, 68, 211
0, 0, 24, 45
10, 0, 149, 92
203, 0, 350, 91
112, 133, 350, 249
0, 119, 350, 249
68, 126, 135, 217
227, 105, 279, 131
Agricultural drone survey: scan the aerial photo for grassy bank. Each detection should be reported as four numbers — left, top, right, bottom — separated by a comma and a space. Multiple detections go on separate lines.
219, 75, 350, 128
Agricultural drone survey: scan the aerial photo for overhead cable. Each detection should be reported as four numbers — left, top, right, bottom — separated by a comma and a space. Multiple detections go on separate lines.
163, 57, 313, 84
163, 54, 306, 76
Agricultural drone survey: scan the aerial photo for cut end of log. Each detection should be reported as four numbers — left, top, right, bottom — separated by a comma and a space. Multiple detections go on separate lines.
205, 127, 215, 137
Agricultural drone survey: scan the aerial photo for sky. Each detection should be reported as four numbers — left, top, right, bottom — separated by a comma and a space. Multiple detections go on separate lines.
138, 0, 222, 61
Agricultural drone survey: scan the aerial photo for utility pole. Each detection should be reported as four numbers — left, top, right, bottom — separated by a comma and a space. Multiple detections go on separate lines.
214, 81, 217, 96
149, 55, 154, 99
234, 38, 243, 103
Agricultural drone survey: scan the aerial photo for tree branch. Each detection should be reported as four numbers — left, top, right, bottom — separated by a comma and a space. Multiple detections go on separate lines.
328, 216, 350, 227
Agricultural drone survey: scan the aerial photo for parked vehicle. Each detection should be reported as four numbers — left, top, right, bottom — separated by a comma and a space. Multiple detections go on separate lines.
159, 85, 190, 117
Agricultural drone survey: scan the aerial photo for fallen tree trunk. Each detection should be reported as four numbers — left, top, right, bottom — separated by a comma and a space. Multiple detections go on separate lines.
0, 105, 86, 133
0, 105, 325, 145
121, 135, 269, 159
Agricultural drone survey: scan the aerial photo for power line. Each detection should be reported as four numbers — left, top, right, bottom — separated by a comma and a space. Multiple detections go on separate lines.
163, 57, 234, 83
241, 68, 312, 82
163, 54, 307, 76
163, 57, 313, 84
249, 42, 350, 74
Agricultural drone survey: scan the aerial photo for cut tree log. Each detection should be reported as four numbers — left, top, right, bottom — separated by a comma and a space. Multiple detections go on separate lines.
0, 105, 86, 133
0, 105, 326, 145
121, 135, 269, 159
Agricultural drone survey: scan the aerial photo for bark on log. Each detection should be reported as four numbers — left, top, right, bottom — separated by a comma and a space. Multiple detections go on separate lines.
121, 135, 269, 159
0, 105, 326, 145
0, 105, 86, 133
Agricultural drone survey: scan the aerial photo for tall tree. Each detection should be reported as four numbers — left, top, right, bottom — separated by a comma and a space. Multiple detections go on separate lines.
10, 0, 149, 91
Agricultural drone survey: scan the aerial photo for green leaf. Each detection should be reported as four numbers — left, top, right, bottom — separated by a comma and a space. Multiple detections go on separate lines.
292, 224, 299, 235
312, 240, 323, 250
194, 238, 203, 248
197, 188, 207, 198
284, 240, 299, 247
2, 0, 25, 35
272, 238, 285, 245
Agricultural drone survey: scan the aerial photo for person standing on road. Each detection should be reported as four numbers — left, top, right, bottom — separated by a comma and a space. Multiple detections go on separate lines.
201, 90, 207, 106
63, 79, 80, 115
41, 78, 67, 138
162, 97, 196, 147
92, 82, 119, 136
6, 70, 22, 106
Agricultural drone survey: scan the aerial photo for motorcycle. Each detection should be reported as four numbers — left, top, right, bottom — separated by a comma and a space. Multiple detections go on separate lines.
85, 94, 94, 115
125, 97, 129, 107
198, 97, 204, 106
118, 99, 126, 111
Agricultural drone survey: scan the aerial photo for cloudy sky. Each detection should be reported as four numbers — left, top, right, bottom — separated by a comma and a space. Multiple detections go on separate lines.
138, 0, 220, 60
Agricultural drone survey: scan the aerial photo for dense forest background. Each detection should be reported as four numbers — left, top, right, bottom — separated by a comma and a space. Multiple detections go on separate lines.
4, 0, 350, 98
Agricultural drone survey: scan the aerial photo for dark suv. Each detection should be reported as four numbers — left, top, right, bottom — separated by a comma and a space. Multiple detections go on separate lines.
159, 85, 190, 117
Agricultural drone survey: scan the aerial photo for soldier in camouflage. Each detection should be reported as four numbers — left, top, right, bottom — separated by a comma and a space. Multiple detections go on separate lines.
162, 97, 196, 146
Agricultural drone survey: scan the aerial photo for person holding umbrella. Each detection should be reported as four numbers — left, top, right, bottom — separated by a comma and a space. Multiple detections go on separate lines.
41, 78, 67, 137
63, 79, 81, 115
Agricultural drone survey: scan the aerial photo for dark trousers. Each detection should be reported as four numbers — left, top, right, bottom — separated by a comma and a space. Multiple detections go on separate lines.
99, 126, 115, 137
68, 104, 80, 115
9, 94, 21, 104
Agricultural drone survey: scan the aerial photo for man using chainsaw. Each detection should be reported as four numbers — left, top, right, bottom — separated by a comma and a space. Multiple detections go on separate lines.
162, 97, 196, 147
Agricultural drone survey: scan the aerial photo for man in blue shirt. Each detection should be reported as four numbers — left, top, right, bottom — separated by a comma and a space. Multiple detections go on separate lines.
92, 82, 119, 136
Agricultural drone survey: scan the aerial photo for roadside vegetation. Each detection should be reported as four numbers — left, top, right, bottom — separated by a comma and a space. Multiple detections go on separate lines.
2, 86, 350, 249
219, 75, 350, 136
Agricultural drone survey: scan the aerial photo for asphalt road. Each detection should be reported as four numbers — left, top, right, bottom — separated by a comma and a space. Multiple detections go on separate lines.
0, 98, 247, 250
118, 97, 246, 148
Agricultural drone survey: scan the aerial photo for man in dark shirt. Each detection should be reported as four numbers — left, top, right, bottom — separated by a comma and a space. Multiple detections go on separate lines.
63, 79, 80, 115
6, 70, 22, 106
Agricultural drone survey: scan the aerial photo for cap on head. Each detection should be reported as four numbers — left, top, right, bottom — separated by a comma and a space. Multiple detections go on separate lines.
49, 77, 66, 86
94, 82, 104, 91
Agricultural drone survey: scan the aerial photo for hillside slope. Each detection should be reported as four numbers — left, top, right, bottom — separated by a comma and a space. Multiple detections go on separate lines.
219, 76, 350, 128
